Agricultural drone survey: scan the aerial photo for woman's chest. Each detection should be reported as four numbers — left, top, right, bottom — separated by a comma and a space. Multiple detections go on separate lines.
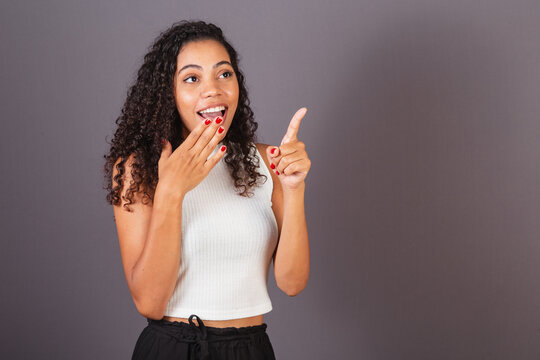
180, 164, 278, 259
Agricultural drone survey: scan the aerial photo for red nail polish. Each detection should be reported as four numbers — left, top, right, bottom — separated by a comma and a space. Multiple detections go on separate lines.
216, 117, 223, 124
221, 145, 226, 152
276, 170, 280, 175
218, 126, 224, 134
205, 119, 211, 125
271, 147, 276, 154
270, 163, 275, 169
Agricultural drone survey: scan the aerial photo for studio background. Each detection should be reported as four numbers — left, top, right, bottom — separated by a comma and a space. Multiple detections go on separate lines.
1, 0, 539, 359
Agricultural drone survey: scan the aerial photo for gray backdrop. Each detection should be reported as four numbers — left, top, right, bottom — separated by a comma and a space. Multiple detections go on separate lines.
1, 0, 539, 359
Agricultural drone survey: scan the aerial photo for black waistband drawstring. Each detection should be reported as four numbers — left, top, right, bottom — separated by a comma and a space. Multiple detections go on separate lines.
146, 314, 264, 359
188, 314, 210, 360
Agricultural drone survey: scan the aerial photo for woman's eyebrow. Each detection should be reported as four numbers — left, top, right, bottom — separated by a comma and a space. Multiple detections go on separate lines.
178, 60, 232, 74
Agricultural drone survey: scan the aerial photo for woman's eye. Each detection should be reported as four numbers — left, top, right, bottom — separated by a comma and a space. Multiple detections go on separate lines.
220, 71, 234, 78
184, 71, 233, 83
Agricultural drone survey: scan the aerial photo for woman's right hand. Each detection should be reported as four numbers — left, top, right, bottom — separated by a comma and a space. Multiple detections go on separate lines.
157, 117, 227, 196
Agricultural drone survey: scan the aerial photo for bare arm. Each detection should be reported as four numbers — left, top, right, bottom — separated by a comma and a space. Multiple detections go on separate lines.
255, 108, 311, 296
128, 186, 185, 319
112, 158, 185, 320
274, 183, 309, 296
257, 143, 310, 296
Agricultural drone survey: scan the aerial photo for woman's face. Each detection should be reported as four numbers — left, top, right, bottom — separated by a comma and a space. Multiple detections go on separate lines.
174, 39, 239, 140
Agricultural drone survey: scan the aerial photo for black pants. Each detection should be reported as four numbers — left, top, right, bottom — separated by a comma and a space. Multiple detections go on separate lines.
132, 314, 276, 359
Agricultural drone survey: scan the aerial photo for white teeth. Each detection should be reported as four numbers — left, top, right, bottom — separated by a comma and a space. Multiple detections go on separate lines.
199, 105, 226, 114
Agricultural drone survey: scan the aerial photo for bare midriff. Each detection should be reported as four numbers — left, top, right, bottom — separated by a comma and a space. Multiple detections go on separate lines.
162, 314, 264, 328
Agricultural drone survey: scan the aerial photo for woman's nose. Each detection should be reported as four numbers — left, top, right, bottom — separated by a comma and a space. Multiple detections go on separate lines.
200, 78, 222, 97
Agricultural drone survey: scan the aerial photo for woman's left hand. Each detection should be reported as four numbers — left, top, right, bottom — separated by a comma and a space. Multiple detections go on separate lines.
266, 107, 311, 191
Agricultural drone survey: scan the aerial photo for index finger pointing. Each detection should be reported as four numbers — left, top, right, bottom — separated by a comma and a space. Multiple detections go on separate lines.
281, 107, 307, 145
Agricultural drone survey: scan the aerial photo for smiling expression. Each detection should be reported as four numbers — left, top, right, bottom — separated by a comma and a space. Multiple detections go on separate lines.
173, 39, 240, 140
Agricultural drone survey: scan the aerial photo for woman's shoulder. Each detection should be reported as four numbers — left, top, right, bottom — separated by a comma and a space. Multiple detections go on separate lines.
254, 142, 279, 182
254, 142, 269, 155
254, 143, 284, 236
254, 143, 271, 169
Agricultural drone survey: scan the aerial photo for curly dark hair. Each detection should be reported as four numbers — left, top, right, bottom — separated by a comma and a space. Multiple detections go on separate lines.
103, 20, 267, 212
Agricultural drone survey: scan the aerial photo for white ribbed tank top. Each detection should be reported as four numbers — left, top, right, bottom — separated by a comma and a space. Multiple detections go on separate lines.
163, 141, 279, 320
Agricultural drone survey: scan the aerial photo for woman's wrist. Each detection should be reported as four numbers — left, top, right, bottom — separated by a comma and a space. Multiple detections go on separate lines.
155, 181, 185, 204
283, 181, 306, 195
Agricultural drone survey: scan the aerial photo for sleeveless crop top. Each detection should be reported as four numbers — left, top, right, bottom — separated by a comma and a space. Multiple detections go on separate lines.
163, 141, 279, 320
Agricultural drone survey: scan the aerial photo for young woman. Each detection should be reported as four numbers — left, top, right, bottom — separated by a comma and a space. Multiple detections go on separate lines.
103, 20, 311, 359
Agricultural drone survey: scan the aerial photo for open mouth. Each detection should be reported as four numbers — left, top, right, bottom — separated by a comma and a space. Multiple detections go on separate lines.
197, 107, 227, 121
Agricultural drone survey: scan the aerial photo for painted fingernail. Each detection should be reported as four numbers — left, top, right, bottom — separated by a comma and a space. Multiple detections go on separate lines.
270, 163, 275, 169
216, 117, 223, 124
271, 147, 277, 154
275, 170, 280, 175
205, 119, 211, 125
221, 145, 226, 152
218, 126, 224, 134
